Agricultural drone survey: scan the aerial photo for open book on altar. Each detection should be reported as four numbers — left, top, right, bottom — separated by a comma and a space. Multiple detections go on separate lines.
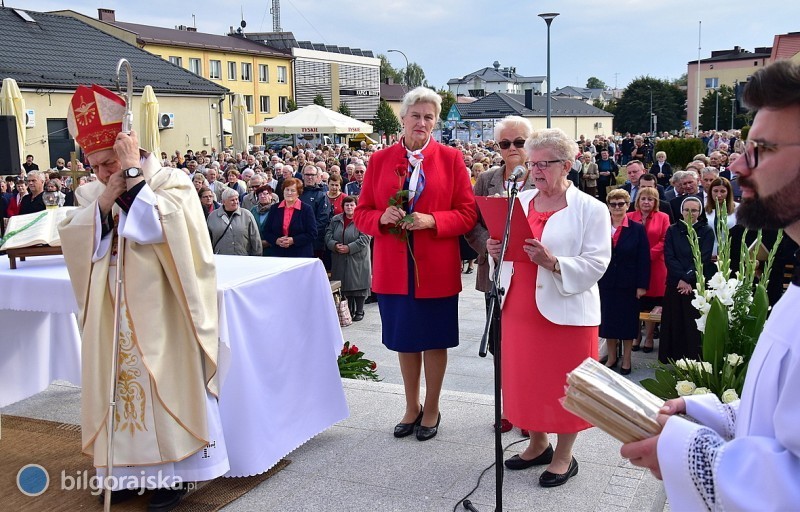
561, 358, 665, 443
1, 207, 77, 250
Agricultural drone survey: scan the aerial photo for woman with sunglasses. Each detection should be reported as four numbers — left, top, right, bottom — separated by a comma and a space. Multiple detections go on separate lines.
486, 128, 611, 488
658, 196, 715, 364
598, 189, 650, 375
465, 115, 536, 435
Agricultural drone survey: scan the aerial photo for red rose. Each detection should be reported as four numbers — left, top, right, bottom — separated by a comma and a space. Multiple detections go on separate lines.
349, 345, 359, 355
394, 164, 408, 179
370, 361, 377, 370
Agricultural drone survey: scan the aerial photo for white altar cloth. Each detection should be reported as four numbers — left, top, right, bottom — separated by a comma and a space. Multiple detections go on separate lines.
0, 254, 349, 477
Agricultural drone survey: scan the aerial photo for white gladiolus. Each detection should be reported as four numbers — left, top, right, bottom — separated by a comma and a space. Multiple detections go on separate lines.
695, 315, 707, 333
676, 380, 697, 396
694, 387, 711, 395
726, 354, 744, 367
715, 284, 736, 307
722, 389, 740, 403
708, 272, 727, 290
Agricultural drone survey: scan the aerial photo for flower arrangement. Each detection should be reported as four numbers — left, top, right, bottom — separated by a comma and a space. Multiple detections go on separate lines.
337, 341, 380, 381
388, 163, 420, 286
641, 204, 783, 401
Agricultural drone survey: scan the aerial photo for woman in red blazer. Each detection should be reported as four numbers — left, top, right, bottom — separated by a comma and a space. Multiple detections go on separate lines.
354, 87, 477, 442
627, 187, 670, 352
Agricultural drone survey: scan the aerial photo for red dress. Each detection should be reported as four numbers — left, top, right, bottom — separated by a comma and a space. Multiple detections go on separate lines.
627, 210, 669, 298
501, 204, 597, 433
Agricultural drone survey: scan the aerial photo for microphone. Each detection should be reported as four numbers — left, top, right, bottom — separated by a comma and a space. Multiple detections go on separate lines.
509, 165, 526, 181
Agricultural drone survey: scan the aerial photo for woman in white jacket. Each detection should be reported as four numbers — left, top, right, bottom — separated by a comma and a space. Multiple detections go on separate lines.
488, 128, 611, 488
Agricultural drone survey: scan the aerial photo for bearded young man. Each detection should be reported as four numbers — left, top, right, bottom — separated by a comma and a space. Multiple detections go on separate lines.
621, 59, 800, 511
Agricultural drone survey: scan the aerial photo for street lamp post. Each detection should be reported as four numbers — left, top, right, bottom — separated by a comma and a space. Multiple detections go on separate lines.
715, 88, 719, 131
730, 98, 735, 130
538, 12, 559, 128
387, 49, 409, 88
649, 86, 653, 135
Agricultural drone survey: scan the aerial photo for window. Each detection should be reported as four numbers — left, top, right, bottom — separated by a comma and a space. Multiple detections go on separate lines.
228, 61, 237, 81
259, 95, 270, 113
189, 58, 202, 75
244, 95, 254, 113
169, 56, 183, 67
278, 96, 289, 113
209, 60, 221, 79
277, 66, 287, 84
242, 62, 252, 82
259, 64, 269, 83
705, 77, 719, 89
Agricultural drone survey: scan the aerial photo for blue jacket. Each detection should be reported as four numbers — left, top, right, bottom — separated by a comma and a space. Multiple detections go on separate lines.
263, 201, 317, 258
599, 219, 651, 291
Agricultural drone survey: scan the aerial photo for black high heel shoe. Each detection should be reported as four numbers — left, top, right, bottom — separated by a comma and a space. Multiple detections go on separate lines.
394, 406, 423, 438
415, 413, 441, 441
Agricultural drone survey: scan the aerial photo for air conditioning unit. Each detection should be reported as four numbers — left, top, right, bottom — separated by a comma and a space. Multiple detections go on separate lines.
158, 113, 175, 129
25, 109, 35, 128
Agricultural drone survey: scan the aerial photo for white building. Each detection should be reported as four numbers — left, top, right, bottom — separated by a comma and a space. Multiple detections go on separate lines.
447, 62, 545, 98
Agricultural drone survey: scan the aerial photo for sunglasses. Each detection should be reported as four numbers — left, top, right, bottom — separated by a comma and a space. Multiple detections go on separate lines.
608, 201, 628, 208
498, 139, 526, 150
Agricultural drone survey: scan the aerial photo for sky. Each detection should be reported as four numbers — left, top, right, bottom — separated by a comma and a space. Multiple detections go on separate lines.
18, 0, 799, 91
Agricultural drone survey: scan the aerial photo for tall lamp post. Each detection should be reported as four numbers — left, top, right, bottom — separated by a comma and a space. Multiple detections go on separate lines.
538, 12, 559, 128
730, 97, 735, 130
714, 87, 720, 131
648, 85, 653, 135
387, 49, 409, 89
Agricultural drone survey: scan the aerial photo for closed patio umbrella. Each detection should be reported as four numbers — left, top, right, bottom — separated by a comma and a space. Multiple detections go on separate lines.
140, 85, 160, 156
231, 93, 249, 155
0, 78, 26, 170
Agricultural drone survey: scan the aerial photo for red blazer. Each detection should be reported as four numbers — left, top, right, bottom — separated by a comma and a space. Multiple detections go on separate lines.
354, 140, 477, 298
628, 210, 670, 297
6, 194, 23, 218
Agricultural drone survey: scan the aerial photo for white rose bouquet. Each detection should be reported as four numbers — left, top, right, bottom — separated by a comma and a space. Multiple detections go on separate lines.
642, 203, 783, 401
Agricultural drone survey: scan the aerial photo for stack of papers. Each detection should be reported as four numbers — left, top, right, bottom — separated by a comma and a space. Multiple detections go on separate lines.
562, 358, 665, 443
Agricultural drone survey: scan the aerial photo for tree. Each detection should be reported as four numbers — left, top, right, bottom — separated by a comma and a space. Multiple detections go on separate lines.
438, 89, 456, 122
377, 53, 403, 85
287, 98, 297, 112
670, 73, 688, 88
338, 102, 352, 117
613, 76, 686, 134
405, 62, 428, 89
313, 94, 326, 107
374, 99, 401, 137
586, 77, 606, 89
698, 85, 749, 131
591, 99, 606, 110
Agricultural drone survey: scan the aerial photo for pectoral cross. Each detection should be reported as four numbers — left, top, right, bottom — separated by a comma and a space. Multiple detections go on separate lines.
62, 151, 90, 192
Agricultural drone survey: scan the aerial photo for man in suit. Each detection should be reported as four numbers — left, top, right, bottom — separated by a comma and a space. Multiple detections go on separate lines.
669, 170, 704, 223
620, 160, 646, 211
726, 152, 743, 200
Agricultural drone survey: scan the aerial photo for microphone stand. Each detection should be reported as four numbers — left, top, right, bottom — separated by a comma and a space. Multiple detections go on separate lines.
476, 179, 520, 512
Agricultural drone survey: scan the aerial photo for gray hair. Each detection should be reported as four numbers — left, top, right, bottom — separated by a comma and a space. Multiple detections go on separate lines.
220, 187, 239, 202
683, 170, 699, 181
671, 170, 685, 184
27, 170, 45, 181
399, 86, 442, 118
494, 115, 533, 141
701, 167, 719, 177
524, 128, 580, 165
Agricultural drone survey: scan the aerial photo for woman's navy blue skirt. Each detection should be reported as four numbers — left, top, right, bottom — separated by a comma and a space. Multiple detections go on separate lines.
377, 242, 459, 353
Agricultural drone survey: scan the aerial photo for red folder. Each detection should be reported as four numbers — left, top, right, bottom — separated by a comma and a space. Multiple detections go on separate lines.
475, 196, 533, 262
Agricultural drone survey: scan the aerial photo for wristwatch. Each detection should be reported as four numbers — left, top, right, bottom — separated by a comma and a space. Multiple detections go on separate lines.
553, 258, 561, 274
124, 167, 143, 179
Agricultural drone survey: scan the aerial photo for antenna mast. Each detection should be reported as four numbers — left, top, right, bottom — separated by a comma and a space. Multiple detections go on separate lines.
270, 0, 281, 32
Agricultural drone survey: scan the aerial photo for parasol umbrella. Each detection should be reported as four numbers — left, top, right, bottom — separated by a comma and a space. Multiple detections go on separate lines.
231, 93, 249, 155
139, 85, 160, 156
0, 78, 26, 170
253, 104, 373, 135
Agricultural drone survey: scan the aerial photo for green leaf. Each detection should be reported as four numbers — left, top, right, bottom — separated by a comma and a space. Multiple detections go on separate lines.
742, 284, 769, 340
702, 299, 729, 370
640, 378, 678, 400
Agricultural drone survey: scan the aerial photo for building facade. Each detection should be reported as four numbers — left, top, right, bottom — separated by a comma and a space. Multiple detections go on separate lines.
686, 46, 771, 131
245, 33, 381, 122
